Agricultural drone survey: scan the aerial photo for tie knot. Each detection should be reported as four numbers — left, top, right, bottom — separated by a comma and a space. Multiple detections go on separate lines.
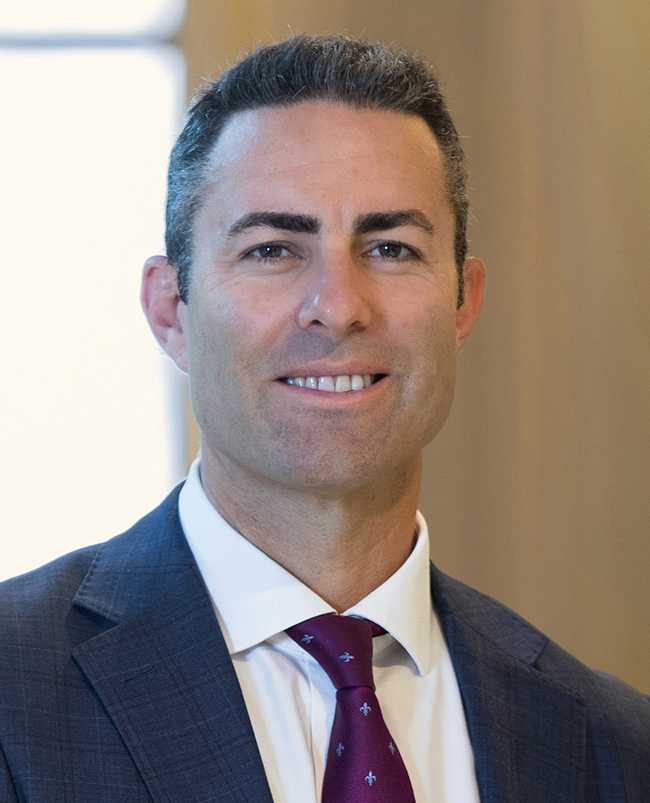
287, 614, 381, 690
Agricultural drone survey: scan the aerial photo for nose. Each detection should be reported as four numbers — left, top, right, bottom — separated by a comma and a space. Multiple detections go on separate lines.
297, 254, 372, 337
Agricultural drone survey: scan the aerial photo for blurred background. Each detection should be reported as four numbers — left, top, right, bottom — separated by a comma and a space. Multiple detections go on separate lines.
1, 0, 648, 693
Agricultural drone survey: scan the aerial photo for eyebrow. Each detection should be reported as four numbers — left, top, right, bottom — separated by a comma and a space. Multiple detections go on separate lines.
227, 211, 320, 237
226, 208, 435, 238
353, 209, 435, 236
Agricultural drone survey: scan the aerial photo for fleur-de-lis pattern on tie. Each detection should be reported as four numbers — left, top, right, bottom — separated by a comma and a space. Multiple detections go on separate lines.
286, 614, 416, 802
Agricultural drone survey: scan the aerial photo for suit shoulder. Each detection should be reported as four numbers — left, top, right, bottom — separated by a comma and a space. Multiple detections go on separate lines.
0, 543, 101, 621
536, 637, 650, 744
0, 542, 107, 701
0, 484, 185, 643
0, 484, 184, 613
431, 566, 650, 739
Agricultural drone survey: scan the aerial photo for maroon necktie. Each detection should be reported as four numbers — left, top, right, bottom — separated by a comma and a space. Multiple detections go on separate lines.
286, 613, 416, 802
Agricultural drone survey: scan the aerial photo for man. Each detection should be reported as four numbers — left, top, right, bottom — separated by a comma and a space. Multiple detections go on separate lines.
0, 35, 648, 803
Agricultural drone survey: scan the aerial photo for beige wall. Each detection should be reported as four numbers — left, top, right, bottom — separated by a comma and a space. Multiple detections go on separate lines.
177, 0, 650, 692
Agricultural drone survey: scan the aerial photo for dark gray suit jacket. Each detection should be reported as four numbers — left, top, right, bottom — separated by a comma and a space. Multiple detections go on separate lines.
1, 486, 649, 802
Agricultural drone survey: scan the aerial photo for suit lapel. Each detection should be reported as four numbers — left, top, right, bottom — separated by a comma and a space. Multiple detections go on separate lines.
71, 488, 273, 803
431, 565, 588, 803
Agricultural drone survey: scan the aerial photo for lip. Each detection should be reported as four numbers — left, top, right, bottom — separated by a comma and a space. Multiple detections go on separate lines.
273, 373, 391, 405
274, 362, 389, 380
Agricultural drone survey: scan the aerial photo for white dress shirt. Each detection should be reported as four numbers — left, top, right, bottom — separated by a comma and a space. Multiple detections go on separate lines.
179, 459, 479, 803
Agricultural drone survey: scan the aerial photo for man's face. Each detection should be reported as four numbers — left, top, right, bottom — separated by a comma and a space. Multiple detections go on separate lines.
162, 101, 482, 494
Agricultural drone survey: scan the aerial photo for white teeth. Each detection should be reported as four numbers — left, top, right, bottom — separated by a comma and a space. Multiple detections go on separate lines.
335, 375, 352, 392
285, 374, 378, 392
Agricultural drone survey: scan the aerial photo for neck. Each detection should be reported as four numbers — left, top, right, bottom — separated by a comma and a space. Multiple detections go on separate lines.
199, 449, 423, 612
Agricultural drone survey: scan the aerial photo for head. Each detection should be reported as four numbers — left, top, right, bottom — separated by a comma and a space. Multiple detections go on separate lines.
143, 38, 484, 499
165, 34, 469, 307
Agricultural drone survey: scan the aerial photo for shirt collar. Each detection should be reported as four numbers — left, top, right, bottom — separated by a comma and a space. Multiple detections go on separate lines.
179, 459, 435, 675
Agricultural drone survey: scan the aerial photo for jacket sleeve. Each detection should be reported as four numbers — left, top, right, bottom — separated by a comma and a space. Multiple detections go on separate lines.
0, 740, 20, 803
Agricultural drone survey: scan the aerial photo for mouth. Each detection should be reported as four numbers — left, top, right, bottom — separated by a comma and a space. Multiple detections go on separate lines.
279, 374, 386, 392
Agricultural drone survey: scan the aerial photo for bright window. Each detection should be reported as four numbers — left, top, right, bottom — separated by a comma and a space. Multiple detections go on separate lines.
1, 5, 186, 581
0, 0, 185, 38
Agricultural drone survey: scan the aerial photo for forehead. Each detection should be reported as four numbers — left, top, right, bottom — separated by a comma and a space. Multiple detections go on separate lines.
198, 100, 452, 231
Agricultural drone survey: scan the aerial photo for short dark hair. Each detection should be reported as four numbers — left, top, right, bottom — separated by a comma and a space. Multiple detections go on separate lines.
166, 35, 469, 305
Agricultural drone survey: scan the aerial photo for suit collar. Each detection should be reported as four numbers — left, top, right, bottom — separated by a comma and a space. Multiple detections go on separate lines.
71, 486, 273, 803
431, 564, 588, 802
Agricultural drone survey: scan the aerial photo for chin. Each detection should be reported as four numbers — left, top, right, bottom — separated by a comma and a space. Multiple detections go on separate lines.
267, 464, 374, 496
261, 448, 416, 498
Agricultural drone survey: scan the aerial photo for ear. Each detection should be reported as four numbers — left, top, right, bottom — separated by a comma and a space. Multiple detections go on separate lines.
455, 257, 485, 352
141, 255, 188, 372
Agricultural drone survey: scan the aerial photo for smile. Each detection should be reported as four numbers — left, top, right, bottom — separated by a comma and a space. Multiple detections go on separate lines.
281, 374, 382, 392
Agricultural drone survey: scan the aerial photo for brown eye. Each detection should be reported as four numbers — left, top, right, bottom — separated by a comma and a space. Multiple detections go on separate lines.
380, 243, 402, 258
369, 242, 415, 259
256, 244, 286, 259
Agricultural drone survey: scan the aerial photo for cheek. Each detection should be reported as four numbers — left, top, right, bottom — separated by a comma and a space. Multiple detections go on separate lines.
393, 289, 458, 362
185, 285, 289, 398
400, 300, 458, 416
206, 275, 294, 329
184, 294, 238, 408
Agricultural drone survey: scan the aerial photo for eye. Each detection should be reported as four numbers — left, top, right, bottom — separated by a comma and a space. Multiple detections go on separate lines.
245, 243, 294, 260
367, 241, 417, 260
